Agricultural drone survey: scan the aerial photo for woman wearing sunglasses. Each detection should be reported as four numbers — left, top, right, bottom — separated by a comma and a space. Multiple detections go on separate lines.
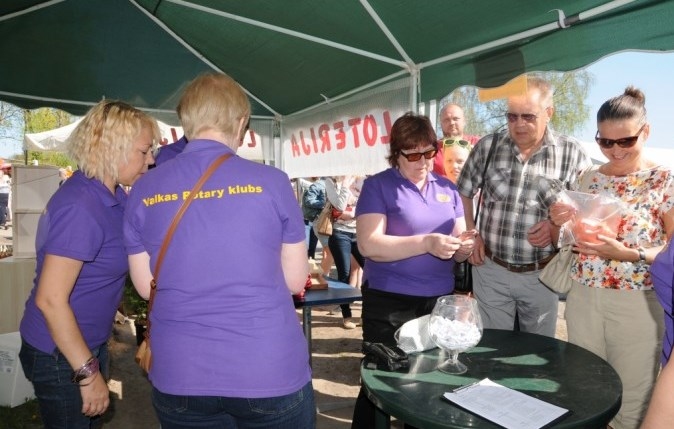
550, 86, 674, 429
351, 112, 475, 428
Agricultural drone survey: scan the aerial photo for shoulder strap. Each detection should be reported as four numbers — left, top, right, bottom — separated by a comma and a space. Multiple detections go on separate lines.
145, 153, 231, 335
473, 131, 500, 223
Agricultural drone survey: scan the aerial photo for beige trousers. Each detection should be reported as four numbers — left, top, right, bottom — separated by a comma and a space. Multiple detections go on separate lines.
565, 281, 664, 429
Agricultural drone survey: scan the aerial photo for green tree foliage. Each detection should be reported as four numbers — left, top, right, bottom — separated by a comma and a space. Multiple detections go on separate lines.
1, 104, 78, 165
24, 108, 77, 168
0, 102, 23, 136
0, 102, 24, 157
24, 108, 71, 133
439, 70, 594, 138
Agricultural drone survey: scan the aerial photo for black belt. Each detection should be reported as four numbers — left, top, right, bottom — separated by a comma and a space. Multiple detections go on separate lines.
484, 248, 555, 273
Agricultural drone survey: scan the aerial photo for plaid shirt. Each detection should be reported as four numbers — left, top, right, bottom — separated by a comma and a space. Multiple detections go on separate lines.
457, 128, 591, 264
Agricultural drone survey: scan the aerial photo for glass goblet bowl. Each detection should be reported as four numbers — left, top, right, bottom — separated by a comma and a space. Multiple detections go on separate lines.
428, 294, 483, 374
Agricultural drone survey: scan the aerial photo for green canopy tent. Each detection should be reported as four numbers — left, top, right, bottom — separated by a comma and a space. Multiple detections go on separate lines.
2, 0, 673, 119
1, 0, 673, 175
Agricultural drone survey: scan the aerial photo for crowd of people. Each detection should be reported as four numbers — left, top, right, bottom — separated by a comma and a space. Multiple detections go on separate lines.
14, 72, 674, 429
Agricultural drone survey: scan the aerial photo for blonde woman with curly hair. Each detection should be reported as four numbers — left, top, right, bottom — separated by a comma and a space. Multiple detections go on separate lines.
19, 100, 158, 428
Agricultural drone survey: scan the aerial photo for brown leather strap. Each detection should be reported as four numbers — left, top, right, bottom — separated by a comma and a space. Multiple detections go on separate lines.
145, 153, 232, 338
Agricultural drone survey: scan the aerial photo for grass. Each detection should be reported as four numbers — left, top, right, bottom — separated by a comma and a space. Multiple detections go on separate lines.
0, 399, 41, 429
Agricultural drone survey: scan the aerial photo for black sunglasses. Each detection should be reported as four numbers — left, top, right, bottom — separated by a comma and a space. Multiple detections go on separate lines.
505, 112, 539, 123
399, 148, 438, 162
442, 138, 472, 152
595, 124, 646, 149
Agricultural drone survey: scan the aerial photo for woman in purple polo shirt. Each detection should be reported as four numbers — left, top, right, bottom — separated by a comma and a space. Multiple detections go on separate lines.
351, 112, 476, 428
651, 240, 674, 365
124, 73, 314, 428
19, 100, 159, 428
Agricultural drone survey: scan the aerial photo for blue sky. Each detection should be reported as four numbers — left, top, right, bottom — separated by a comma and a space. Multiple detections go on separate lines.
578, 51, 674, 149
1, 51, 672, 160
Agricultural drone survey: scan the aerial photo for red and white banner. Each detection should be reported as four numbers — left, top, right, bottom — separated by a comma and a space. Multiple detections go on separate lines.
280, 79, 410, 178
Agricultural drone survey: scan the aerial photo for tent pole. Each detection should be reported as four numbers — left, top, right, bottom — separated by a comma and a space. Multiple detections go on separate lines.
421, 0, 636, 70
409, 69, 418, 114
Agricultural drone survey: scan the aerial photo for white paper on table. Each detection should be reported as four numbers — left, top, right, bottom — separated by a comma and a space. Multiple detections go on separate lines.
443, 378, 570, 429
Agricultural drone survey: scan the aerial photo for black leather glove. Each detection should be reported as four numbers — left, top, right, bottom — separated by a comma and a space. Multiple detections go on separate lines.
363, 341, 409, 371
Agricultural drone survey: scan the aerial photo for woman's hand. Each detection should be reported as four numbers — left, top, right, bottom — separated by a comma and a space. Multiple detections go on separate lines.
453, 230, 477, 262
549, 202, 576, 227
338, 205, 355, 220
79, 373, 110, 417
424, 233, 462, 260
574, 234, 629, 261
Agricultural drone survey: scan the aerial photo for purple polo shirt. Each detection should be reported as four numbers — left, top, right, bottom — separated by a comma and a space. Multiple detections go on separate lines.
124, 139, 310, 398
355, 168, 464, 297
152, 135, 187, 167
20, 171, 128, 353
652, 240, 674, 364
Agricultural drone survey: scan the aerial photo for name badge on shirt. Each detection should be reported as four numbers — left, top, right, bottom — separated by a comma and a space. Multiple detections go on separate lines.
436, 193, 452, 203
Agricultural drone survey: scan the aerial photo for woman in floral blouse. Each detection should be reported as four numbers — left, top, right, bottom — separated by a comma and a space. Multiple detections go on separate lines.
550, 86, 674, 429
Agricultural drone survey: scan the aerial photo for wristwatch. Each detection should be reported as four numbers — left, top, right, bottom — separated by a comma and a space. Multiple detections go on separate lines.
637, 247, 646, 263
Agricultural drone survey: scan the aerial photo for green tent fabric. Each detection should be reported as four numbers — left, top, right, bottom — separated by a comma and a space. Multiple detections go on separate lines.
1, 0, 673, 121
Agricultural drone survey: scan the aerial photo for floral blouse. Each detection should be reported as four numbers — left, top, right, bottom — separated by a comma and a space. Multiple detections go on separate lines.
570, 166, 674, 290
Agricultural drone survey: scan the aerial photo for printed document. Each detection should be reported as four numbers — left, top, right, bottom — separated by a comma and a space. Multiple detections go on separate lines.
443, 378, 569, 429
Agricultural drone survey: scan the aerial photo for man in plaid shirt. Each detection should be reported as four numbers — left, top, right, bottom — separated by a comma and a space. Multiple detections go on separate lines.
457, 75, 591, 337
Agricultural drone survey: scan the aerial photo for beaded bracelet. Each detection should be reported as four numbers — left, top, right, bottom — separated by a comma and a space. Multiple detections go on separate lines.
71, 356, 100, 384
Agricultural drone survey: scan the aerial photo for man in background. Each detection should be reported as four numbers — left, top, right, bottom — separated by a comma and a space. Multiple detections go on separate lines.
433, 103, 480, 178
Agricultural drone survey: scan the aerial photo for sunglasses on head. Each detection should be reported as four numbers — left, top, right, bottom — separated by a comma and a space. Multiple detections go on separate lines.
399, 148, 438, 162
442, 138, 472, 151
595, 124, 646, 149
505, 112, 539, 123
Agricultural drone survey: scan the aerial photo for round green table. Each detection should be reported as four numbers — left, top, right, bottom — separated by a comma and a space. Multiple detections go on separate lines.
361, 329, 622, 429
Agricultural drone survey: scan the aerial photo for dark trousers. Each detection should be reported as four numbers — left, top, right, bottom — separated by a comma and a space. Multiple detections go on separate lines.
304, 220, 319, 259
351, 285, 440, 429
328, 229, 364, 319
0, 193, 8, 226
304, 219, 318, 259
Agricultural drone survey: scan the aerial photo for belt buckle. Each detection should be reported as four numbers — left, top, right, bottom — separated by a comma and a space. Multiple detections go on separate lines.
508, 262, 532, 273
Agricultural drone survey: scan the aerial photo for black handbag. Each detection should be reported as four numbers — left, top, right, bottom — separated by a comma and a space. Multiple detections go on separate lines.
453, 132, 499, 294
453, 260, 472, 294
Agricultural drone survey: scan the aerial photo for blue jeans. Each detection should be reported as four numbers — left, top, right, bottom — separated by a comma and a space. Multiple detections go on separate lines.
304, 220, 318, 259
328, 229, 364, 319
19, 339, 109, 429
152, 381, 315, 429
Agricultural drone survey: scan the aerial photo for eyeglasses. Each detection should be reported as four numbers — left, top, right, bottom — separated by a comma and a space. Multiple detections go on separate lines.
505, 112, 539, 123
595, 124, 646, 149
399, 148, 438, 162
442, 138, 472, 152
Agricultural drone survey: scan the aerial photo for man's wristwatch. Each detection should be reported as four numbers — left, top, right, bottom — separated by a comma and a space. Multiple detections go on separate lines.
637, 247, 646, 263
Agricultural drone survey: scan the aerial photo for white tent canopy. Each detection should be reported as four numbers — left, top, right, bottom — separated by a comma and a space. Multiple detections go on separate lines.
24, 119, 266, 163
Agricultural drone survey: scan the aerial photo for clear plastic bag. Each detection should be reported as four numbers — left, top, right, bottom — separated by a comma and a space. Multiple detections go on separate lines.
557, 190, 624, 247
394, 314, 436, 354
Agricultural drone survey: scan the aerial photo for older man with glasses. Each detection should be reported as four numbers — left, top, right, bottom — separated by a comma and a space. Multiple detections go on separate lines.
456, 75, 591, 337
